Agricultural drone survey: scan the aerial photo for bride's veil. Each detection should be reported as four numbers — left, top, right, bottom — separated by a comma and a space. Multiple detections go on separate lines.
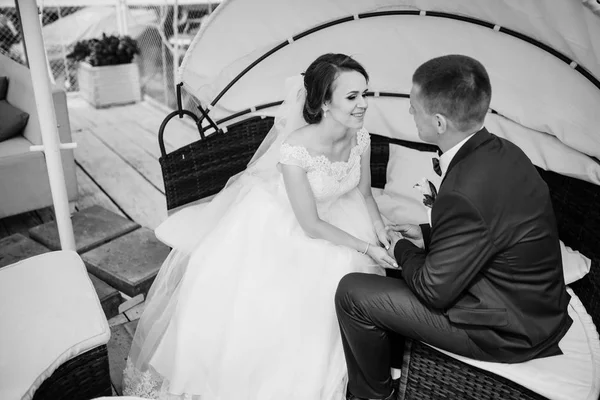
246, 74, 307, 175
124, 75, 308, 382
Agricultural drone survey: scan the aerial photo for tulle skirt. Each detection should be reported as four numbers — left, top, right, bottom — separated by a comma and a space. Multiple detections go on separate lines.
123, 177, 384, 400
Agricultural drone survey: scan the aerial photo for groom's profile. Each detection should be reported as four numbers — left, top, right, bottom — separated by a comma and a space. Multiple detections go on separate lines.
335, 54, 572, 400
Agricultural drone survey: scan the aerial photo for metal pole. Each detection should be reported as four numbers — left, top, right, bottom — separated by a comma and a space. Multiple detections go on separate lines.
14, 1, 29, 68
18, 1, 76, 251
37, 4, 56, 85
160, 7, 169, 104
119, 0, 129, 36
172, 1, 180, 96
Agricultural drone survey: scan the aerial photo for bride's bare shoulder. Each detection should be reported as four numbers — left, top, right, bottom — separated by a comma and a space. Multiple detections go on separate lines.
284, 125, 319, 150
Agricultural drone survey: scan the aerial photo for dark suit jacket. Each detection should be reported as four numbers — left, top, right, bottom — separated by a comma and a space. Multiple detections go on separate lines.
394, 128, 572, 363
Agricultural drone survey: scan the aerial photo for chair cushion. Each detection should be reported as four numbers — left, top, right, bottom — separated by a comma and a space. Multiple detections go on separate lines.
0, 134, 33, 160
155, 195, 215, 248
0, 251, 111, 400
0, 99, 29, 142
373, 144, 441, 226
430, 287, 600, 400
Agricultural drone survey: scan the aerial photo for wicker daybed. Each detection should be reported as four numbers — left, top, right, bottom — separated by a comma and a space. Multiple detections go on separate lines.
155, 1, 600, 398
158, 111, 599, 400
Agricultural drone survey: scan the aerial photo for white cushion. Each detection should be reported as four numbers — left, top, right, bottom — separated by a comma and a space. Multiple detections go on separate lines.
431, 288, 600, 400
485, 113, 600, 186
0, 135, 34, 160
0, 251, 111, 400
155, 197, 213, 248
374, 144, 441, 226
561, 241, 592, 284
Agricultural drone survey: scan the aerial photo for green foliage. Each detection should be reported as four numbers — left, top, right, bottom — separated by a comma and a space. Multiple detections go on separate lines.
67, 33, 140, 67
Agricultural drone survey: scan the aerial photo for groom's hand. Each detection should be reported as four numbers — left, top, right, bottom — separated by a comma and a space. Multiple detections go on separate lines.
374, 221, 392, 250
387, 224, 425, 249
387, 230, 403, 258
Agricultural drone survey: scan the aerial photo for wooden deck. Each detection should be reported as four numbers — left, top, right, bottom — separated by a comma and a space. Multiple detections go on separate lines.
0, 93, 200, 239
67, 93, 201, 229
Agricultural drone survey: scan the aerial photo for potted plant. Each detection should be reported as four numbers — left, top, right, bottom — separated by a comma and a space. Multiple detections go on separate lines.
67, 34, 142, 108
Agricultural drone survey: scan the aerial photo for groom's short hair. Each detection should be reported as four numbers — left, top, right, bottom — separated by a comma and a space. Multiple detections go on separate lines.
413, 55, 491, 132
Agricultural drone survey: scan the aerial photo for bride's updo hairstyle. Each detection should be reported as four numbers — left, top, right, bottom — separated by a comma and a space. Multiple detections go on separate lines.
302, 53, 369, 124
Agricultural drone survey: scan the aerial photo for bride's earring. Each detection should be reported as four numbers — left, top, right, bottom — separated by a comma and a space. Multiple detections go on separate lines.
323, 109, 328, 118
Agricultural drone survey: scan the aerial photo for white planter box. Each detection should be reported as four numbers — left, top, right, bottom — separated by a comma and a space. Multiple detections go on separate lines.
78, 62, 141, 108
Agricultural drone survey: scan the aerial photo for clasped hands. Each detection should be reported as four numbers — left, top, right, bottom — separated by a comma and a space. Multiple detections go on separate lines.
367, 222, 425, 270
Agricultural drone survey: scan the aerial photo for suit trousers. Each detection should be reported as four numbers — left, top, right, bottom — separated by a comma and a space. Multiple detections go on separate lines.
335, 272, 490, 399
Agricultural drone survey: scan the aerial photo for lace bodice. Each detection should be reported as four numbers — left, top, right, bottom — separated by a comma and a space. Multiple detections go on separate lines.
279, 128, 370, 210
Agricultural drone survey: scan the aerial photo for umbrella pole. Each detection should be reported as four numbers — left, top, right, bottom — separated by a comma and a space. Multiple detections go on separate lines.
18, 1, 76, 251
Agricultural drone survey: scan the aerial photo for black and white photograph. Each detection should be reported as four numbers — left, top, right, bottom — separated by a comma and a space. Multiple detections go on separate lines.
0, 1, 599, 399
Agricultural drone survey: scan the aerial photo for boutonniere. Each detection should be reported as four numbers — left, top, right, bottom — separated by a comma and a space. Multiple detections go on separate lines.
413, 178, 438, 208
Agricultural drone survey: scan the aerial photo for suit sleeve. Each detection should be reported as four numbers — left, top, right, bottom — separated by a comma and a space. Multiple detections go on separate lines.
395, 190, 497, 310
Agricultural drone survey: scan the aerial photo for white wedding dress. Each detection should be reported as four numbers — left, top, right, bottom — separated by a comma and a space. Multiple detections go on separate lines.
123, 76, 384, 399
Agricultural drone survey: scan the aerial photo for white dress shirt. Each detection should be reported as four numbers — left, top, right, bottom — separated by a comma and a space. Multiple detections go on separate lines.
438, 126, 483, 178
427, 128, 482, 226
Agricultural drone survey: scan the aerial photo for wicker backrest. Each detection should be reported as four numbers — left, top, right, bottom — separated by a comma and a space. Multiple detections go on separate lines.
159, 117, 599, 331
538, 169, 600, 331
159, 116, 274, 210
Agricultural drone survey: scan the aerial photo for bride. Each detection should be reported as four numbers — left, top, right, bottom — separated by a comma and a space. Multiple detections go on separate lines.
123, 53, 398, 400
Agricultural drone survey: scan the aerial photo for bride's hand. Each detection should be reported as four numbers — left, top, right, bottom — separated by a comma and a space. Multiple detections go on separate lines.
366, 244, 399, 270
374, 223, 392, 250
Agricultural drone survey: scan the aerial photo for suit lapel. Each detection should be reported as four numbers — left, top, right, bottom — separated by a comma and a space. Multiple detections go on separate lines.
441, 128, 494, 187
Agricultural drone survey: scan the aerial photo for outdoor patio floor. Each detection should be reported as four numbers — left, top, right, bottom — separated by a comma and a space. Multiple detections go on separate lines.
0, 93, 202, 395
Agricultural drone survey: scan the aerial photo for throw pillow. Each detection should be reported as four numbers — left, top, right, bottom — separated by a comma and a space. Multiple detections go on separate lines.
0, 100, 29, 142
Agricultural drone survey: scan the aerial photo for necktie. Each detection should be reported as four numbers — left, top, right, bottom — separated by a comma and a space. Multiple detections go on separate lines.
432, 157, 442, 176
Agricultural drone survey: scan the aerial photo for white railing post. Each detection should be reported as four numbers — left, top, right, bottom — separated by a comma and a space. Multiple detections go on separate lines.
18, 0, 76, 251
172, 0, 180, 90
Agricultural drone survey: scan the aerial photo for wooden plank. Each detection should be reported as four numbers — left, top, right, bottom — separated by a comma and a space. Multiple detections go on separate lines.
117, 293, 145, 315
35, 206, 55, 224
66, 94, 99, 131
123, 319, 139, 338
75, 165, 126, 218
108, 313, 128, 327
127, 102, 199, 151
0, 234, 50, 268
123, 300, 146, 322
29, 205, 140, 253
0, 218, 10, 238
140, 100, 199, 137
0, 211, 43, 237
143, 95, 200, 134
68, 96, 197, 154
82, 227, 169, 297
73, 130, 167, 229
107, 321, 134, 395
88, 124, 165, 193
117, 120, 175, 159
89, 273, 124, 319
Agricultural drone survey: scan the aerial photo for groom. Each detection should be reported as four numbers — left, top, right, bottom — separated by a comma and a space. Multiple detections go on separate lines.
335, 55, 573, 400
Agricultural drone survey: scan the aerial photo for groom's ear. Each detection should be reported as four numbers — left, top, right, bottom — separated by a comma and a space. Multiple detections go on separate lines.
434, 114, 448, 134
